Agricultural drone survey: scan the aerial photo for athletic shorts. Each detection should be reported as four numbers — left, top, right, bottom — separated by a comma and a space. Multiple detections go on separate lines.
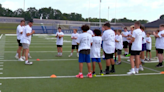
131, 50, 141, 56
22, 43, 30, 49
142, 43, 146, 51
156, 49, 164, 54
117, 49, 122, 55
57, 45, 62, 47
92, 58, 101, 63
146, 50, 151, 52
104, 52, 114, 59
79, 53, 90, 63
115, 49, 117, 53
72, 45, 78, 49
123, 41, 128, 48
17, 39, 22, 47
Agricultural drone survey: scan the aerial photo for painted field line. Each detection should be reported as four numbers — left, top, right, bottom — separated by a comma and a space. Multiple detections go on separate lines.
0, 62, 3, 64
0, 72, 3, 74
0, 73, 162, 80
0, 65, 3, 67
0, 59, 78, 62
0, 68, 3, 70
0, 83, 2, 85
5, 51, 74, 53
0, 34, 3, 39
122, 61, 161, 73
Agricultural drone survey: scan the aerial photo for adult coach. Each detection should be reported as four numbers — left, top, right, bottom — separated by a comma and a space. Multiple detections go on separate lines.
15, 20, 25, 61
21, 20, 35, 65
102, 23, 115, 74
122, 27, 129, 56
127, 21, 142, 75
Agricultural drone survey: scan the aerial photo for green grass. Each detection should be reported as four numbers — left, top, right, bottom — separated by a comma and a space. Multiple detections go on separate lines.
0, 35, 164, 92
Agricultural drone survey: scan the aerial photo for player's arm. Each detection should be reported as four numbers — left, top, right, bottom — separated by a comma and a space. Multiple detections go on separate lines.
131, 32, 136, 42
26, 30, 35, 36
122, 33, 127, 37
161, 34, 164, 37
18, 27, 23, 34
115, 39, 119, 42
153, 32, 160, 38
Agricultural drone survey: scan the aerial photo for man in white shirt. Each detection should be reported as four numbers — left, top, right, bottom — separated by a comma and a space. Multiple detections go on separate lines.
76, 25, 93, 78
153, 24, 164, 67
102, 23, 115, 74
127, 21, 142, 75
140, 26, 146, 64
127, 25, 134, 57
56, 27, 64, 57
68, 29, 79, 57
122, 27, 129, 56
87, 29, 94, 37
145, 33, 152, 61
21, 20, 35, 65
15, 20, 25, 61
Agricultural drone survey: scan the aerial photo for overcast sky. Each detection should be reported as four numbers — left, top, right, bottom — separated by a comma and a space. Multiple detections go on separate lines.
1, 0, 164, 22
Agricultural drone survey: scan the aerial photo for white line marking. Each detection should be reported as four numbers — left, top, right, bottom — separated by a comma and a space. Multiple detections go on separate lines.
0, 34, 3, 39
122, 61, 161, 73
0, 83, 2, 85
0, 62, 3, 64
0, 65, 3, 67
5, 51, 72, 53
0, 68, 3, 70
0, 59, 78, 62
0, 72, 3, 74
0, 73, 161, 80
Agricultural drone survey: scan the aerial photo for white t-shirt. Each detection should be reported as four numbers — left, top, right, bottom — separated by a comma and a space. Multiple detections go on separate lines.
102, 29, 115, 54
131, 28, 142, 51
155, 30, 164, 49
122, 31, 129, 42
76, 32, 93, 52
142, 31, 146, 44
115, 35, 118, 47
146, 37, 152, 50
87, 29, 94, 36
115, 35, 123, 50
20, 25, 32, 44
127, 31, 132, 43
56, 31, 64, 45
16, 25, 24, 40
90, 36, 102, 58
71, 33, 79, 45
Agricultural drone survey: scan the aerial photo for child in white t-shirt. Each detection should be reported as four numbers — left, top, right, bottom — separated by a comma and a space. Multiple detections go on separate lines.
56, 27, 64, 57
91, 29, 103, 76
115, 30, 123, 65
145, 33, 152, 61
68, 29, 79, 57
76, 25, 93, 78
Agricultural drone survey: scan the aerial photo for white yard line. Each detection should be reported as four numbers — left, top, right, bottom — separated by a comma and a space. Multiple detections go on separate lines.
4, 51, 72, 53
0, 34, 3, 39
0, 68, 3, 70
0, 72, 3, 74
0, 59, 78, 62
0, 73, 161, 80
0, 65, 3, 67
0, 83, 2, 85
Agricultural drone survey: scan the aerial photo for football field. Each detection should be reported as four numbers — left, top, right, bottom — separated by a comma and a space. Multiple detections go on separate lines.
0, 34, 164, 92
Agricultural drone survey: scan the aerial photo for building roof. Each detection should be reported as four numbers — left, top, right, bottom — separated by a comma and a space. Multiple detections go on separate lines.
144, 19, 164, 28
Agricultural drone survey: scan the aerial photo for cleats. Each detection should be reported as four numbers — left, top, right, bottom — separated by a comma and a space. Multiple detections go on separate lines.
76, 73, 83, 79
87, 73, 92, 78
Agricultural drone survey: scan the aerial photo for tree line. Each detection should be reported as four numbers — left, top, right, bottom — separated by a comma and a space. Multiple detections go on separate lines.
0, 4, 150, 24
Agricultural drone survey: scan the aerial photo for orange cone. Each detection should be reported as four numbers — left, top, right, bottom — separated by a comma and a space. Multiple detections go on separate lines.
36, 59, 40, 61
160, 71, 164, 74
50, 74, 57, 78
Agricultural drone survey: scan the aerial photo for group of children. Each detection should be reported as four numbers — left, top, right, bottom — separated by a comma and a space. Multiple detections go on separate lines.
55, 22, 164, 78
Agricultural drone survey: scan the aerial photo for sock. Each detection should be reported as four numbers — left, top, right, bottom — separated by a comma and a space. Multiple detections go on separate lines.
141, 59, 144, 62
136, 68, 139, 71
92, 71, 95, 74
100, 70, 102, 73
28, 53, 30, 56
112, 65, 115, 70
79, 72, 82, 75
125, 52, 128, 54
159, 62, 163, 66
106, 66, 109, 71
25, 60, 28, 63
58, 53, 60, 55
115, 57, 117, 60
70, 53, 73, 55
88, 72, 92, 74
132, 68, 135, 71
60, 53, 62, 55
139, 65, 143, 67
16, 53, 18, 56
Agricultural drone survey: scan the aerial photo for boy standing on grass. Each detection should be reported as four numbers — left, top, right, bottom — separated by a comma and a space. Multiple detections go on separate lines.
153, 24, 164, 67
102, 23, 115, 74
91, 29, 103, 76
68, 29, 79, 57
115, 30, 123, 65
127, 21, 142, 75
122, 27, 129, 56
145, 33, 152, 61
140, 26, 146, 64
56, 27, 64, 57
76, 25, 93, 78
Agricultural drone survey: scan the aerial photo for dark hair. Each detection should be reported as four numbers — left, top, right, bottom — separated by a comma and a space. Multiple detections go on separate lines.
21, 20, 25, 23
29, 19, 33, 23
147, 32, 151, 35
114, 30, 117, 32
140, 26, 145, 30
160, 24, 164, 28
93, 29, 101, 36
124, 27, 127, 29
58, 27, 61, 29
118, 30, 122, 33
135, 21, 141, 26
81, 25, 89, 32
156, 29, 160, 32
103, 22, 111, 28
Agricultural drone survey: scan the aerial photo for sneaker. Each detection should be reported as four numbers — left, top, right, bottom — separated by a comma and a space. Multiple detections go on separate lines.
21, 56, 25, 60
149, 59, 151, 61
110, 69, 115, 73
145, 58, 148, 61
15, 55, 18, 59
28, 55, 32, 58
76, 73, 83, 79
103, 70, 110, 74
25, 61, 33, 65
128, 54, 131, 57
139, 66, 144, 71
92, 73, 96, 77
68, 55, 72, 57
116, 62, 121, 65
127, 70, 135, 75
125, 54, 129, 57
87, 73, 92, 78
18, 58, 24, 61
156, 64, 163, 68
77, 54, 79, 57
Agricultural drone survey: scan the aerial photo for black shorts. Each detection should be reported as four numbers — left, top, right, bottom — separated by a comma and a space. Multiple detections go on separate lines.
115, 49, 117, 53
146, 50, 151, 52
57, 45, 62, 47
156, 49, 163, 54
72, 45, 78, 49
131, 50, 141, 56
104, 52, 114, 59
17, 39, 22, 47
117, 49, 122, 55
123, 41, 128, 48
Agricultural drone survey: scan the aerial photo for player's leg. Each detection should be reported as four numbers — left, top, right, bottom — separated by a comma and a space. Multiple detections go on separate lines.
127, 51, 135, 74
145, 51, 148, 61
23, 43, 32, 65
114, 49, 117, 62
97, 58, 103, 75
149, 51, 152, 61
69, 45, 74, 57
104, 53, 111, 74
124, 41, 128, 56
92, 58, 96, 75
15, 40, 20, 59
76, 53, 84, 78
56, 45, 60, 56
86, 54, 92, 78
116, 50, 122, 65
156, 49, 163, 67
110, 55, 115, 73
28, 53, 32, 58
76, 45, 79, 57
60, 46, 63, 56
